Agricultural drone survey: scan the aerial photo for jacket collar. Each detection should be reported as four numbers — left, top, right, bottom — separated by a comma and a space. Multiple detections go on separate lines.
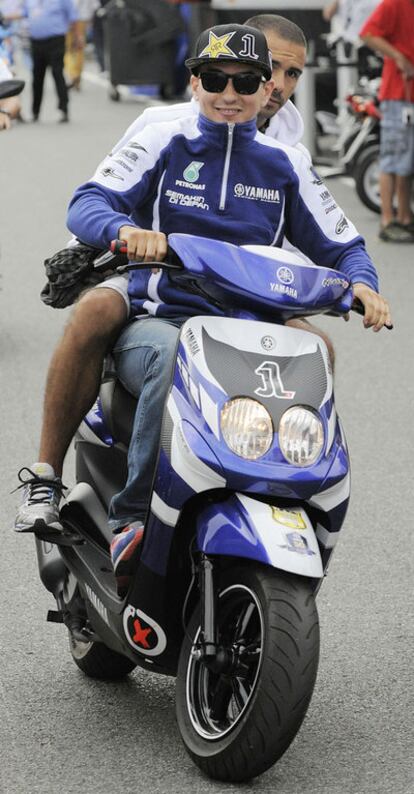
197, 113, 258, 149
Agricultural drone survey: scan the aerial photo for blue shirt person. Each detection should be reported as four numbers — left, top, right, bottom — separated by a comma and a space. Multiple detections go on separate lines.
20, 0, 80, 121
22, 0, 78, 39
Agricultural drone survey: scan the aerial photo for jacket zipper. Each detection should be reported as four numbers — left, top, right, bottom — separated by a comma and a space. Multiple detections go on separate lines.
219, 123, 235, 210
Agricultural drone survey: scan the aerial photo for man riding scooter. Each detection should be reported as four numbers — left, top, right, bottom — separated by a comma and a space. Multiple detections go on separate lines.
14, 14, 322, 539
15, 23, 391, 595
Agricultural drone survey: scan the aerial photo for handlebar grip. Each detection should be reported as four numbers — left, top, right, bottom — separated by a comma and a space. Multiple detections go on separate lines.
351, 297, 365, 316
110, 240, 128, 255
352, 297, 393, 330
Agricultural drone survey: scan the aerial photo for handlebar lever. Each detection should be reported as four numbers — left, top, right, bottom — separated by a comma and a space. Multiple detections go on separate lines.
116, 260, 183, 274
110, 240, 183, 273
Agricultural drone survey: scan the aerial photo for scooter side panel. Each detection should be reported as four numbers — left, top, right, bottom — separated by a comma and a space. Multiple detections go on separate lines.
196, 493, 323, 579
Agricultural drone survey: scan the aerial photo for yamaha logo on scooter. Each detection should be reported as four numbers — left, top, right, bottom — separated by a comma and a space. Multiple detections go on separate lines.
277, 266, 294, 285
261, 335, 276, 351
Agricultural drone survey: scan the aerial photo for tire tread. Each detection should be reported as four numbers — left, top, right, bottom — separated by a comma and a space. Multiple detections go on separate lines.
176, 566, 319, 782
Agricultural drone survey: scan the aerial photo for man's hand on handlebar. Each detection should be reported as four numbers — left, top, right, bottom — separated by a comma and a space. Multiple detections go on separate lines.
352, 283, 393, 332
118, 226, 168, 264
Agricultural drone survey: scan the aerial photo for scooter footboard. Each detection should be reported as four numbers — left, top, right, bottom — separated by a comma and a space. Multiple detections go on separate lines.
196, 493, 323, 579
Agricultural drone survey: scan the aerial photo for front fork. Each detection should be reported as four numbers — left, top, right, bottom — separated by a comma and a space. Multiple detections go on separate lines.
195, 553, 240, 675
199, 553, 216, 658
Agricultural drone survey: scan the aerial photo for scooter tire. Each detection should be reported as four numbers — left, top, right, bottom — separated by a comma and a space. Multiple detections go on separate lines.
176, 565, 319, 782
354, 146, 381, 214
69, 633, 136, 680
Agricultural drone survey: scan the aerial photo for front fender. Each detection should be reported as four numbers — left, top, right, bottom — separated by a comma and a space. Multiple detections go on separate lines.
196, 493, 323, 578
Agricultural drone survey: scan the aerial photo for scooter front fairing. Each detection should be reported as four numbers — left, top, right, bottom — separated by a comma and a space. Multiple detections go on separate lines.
141, 314, 349, 584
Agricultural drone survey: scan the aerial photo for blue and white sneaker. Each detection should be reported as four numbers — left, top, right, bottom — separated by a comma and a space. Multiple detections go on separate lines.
14, 463, 66, 534
110, 522, 144, 594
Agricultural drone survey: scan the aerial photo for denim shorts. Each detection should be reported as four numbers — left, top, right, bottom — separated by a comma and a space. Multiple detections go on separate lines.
380, 100, 414, 176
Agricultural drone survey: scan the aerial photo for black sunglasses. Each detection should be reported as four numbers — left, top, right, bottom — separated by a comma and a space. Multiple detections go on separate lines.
198, 70, 266, 95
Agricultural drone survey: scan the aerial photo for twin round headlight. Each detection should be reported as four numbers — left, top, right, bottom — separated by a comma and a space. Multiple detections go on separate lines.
220, 398, 273, 461
220, 398, 324, 465
278, 405, 324, 466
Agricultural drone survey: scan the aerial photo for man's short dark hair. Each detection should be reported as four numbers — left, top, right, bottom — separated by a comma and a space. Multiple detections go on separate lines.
245, 14, 307, 51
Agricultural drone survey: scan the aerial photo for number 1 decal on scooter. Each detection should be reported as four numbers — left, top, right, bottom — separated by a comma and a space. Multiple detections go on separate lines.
254, 361, 296, 400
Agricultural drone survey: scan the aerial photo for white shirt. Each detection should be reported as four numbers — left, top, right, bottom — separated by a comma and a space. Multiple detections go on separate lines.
73, 0, 98, 21
332, 0, 381, 44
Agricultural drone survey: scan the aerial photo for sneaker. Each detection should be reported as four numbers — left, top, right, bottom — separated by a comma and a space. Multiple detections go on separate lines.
396, 220, 414, 235
14, 463, 66, 534
378, 222, 414, 243
110, 522, 144, 594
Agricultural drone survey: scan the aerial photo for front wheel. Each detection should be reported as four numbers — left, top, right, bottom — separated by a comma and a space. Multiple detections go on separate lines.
176, 565, 320, 782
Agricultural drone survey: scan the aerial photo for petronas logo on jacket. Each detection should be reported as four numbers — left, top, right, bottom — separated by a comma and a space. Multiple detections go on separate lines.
183, 161, 204, 183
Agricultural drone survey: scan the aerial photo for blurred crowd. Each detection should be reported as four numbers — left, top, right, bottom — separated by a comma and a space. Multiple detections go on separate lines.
0, 0, 210, 90
1, 0, 413, 241
0, 0, 212, 123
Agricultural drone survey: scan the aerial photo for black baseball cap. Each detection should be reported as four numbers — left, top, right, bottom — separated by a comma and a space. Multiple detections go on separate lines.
185, 24, 272, 81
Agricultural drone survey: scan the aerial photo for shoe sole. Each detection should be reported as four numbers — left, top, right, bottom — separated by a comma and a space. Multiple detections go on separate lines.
15, 516, 63, 532
379, 236, 414, 243
15, 518, 83, 546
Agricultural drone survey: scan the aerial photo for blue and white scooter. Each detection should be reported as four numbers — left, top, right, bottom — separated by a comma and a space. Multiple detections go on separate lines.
35, 233, 357, 782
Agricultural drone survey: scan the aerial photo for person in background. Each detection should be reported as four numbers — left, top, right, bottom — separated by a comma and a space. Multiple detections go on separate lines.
65, 0, 98, 90
360, 0, 414, 243
323, 0, 380, 43
9, 0, 82, 122
91, 0, 105, 72
0, 4, 15, 66
322, 0, 381, 75
1, 0, 33, 71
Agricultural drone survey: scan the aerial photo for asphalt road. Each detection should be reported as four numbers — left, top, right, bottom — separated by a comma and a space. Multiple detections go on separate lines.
0, 66, 413, 794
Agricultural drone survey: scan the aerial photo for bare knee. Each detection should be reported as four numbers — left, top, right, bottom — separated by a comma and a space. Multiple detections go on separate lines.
285, 318, 335, 370
65, 288, 128, 351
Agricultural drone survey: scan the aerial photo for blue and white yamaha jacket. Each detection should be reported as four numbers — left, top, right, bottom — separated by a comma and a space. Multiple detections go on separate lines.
67, 113, 378, 318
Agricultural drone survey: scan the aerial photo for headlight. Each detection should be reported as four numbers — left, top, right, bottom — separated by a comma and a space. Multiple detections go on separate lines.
279, 406, 324, 466
220, 397, 273, 460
